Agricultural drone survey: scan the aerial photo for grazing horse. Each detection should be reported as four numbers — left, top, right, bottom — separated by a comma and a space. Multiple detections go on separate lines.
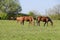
16, 16, 35, 25
37, 16, 53, 26
16, 16, 24, 25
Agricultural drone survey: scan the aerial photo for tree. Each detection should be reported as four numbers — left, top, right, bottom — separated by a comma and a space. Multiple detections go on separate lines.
0, 0, 22, 19
29, 11, 34, 16
47, 4, 60, 15
46, 4, 60, 20
28, 10, 41, 17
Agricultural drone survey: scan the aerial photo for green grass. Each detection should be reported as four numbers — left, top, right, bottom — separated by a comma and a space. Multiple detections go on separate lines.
0, 20, 60, 40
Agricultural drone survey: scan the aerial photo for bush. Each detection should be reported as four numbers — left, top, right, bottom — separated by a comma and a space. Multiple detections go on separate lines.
0, 12, 7, 20
49, 14, 60, 20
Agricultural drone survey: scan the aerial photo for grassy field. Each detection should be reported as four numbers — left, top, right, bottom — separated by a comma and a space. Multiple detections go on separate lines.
0, 20, 60, 40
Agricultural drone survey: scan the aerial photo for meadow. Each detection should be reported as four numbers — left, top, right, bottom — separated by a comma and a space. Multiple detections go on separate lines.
0, 20, 60, 40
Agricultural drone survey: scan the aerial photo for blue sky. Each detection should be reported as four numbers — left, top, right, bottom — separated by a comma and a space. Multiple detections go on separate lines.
19, 0, 60, 15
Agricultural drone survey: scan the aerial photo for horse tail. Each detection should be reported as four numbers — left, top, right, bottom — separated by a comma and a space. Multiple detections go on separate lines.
48, 17, 53, 26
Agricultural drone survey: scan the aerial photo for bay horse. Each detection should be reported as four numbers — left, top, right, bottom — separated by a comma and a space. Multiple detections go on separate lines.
37, 16, 53, 26
16, 16, 35, 25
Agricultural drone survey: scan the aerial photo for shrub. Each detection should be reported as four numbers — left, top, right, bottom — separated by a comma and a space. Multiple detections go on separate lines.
0, 12, 7, 20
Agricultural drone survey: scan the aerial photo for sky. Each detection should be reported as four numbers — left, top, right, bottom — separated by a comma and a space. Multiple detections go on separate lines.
19, 0, 60, 15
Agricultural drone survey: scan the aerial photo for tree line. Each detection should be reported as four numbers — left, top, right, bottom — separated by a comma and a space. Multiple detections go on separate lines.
0, 0, 60, 20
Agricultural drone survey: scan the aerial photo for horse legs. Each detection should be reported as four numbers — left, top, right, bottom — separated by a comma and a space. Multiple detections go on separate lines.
29, 21, 34, 26
32, 20, 35, 26
33, 21, 35, 26
47, 22, 48, 26
22, 21, 24, 25
44, 22, 46, 26
37, 21, 40, 26
44, 21, 48, 26
28, 21, 32, 26
20, 20, 24, 25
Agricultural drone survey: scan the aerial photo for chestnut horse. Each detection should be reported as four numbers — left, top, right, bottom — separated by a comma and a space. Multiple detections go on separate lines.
16, 16, 24, 25
37, 16, 53, 26
16, 16, 35, 25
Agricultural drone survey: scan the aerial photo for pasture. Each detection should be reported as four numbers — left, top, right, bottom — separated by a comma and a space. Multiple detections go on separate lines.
0, 20, 60, 40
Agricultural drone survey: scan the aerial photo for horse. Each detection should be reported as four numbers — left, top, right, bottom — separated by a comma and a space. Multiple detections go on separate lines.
16, 16, 35, 25
16, 16, 24, 25
37, 16, 53, 26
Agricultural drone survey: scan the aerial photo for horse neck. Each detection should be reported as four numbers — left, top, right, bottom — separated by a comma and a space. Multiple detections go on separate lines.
49, 18, 53, 26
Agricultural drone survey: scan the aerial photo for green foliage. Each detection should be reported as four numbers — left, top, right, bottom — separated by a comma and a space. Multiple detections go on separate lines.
49, 14, 60, 20
47, 5, 60, 20
28, 11, 36, 18
0, 0, 22, 19
29, 11, 34, 16
0, 0, 22, 13
0, 12, 7, 20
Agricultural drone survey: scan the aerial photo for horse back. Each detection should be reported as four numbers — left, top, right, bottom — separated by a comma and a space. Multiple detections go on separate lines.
16, 17, 24, 21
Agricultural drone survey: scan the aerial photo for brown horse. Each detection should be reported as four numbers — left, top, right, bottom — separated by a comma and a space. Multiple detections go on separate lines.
16, 16, 24, 25
37, 16, 53, 26
16, 16, 35, 25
